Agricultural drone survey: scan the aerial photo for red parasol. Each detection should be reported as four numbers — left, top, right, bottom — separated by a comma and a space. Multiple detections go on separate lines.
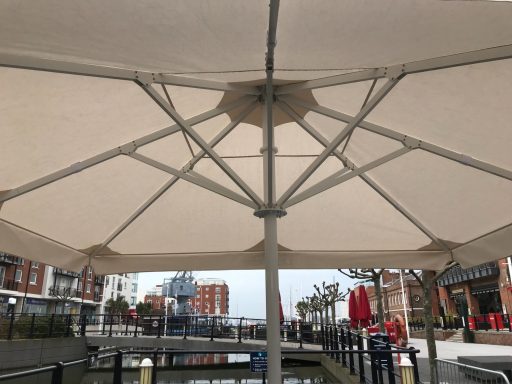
357, 285, 372, 328
348, 289, 358, 328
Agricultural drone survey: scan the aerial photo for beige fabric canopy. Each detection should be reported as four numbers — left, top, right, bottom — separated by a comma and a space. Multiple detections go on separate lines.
1, 0, 512, 275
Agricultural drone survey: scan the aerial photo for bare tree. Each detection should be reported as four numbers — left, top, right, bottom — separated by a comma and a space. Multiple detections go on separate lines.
314, 281, 346, 325
409, 263, 456, 384
339, 268, 385, 332
307, 294, 324, 327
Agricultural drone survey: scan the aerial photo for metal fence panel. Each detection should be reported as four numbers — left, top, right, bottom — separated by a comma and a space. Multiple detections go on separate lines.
436, 358, 510, 384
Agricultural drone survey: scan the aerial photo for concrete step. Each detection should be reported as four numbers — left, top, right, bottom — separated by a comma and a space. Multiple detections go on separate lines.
447, 330, 464, 343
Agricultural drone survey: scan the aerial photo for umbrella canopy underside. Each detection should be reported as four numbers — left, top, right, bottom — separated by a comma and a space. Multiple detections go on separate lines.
0, 0, 512, 273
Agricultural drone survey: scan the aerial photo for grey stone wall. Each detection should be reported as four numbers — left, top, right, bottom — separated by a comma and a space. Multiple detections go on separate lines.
0, 337, 87, 370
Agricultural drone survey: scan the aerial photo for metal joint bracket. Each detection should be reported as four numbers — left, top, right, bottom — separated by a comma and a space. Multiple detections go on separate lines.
384, 65, 406, 80
134, 71, 155, 86
119, 142, 138, 155
182, 161, 194, 173
260, 146, 278, 154
254, 208, 287, 218
402, 136, 421, 149
458, 154, 475, 166
345, 159, 356, 171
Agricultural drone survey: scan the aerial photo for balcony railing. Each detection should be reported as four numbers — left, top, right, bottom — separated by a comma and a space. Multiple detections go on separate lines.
0, 279, 19, 291
94, 293, 102, 302
94, 276, 105, 285
48, 285, 81, 298
54, 268, 80, 278
0, 254, 23, 265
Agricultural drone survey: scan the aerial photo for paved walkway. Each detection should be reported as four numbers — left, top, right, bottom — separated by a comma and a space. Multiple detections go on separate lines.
407, 338, 512, 383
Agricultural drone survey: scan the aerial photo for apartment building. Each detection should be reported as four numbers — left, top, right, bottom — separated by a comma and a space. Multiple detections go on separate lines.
0, 251, 137, 315
190, 278, 229, 316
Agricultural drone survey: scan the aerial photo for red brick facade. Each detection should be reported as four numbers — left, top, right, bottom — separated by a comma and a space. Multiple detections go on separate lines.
190, 280, 229, 316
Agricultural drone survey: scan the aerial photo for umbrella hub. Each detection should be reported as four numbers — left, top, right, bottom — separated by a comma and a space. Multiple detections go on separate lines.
254, 208, 287, 218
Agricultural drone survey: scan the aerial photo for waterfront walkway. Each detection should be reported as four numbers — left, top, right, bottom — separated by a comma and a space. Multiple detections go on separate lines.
409, 338, 512, 383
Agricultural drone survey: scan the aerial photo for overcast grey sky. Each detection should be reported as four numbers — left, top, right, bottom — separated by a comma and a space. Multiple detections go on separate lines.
137, 269, 354, 319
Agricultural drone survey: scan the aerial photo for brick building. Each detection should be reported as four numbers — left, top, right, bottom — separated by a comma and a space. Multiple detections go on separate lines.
366, 270, 427, 320
1, 251, 138, 316
144, 285, 166, 313
190, 278, 229, 316
437, 258, 512, 317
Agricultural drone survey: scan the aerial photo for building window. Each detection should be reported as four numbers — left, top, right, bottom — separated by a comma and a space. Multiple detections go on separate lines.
14, 269, 22, 282
105, 276, 109, 286
112, 277, 116, 285
215, 287, 221, 293
205, 287, 209, 291
111, 292, 114, 298
29, 272, 37, 285
88, 267, 93, 280
32, 262, 39, 269
86, 283, 91, 293
78, 281, 83, 291
205, 294, 209, 298
196, 294, 200, 298
0, 266, 5, 287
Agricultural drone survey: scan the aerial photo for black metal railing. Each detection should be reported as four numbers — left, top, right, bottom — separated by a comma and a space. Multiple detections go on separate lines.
48, 285, 81, 298
0, 346, 421, 384
54, 268, 81, 278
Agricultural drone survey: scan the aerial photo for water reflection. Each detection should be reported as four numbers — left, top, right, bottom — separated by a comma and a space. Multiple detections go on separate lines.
84, 353, 334, 383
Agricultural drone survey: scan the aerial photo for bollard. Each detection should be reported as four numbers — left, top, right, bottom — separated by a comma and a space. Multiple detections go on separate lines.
139, 358, 153, 384
113, 351, 123, 384
399, 357, 415, 384
361, 327, 368, 350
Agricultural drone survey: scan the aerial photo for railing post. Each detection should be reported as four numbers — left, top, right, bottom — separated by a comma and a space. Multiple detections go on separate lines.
334, 325, 340, 363
80, 314, 87, 336
357, 333, 365, 383
108, 315, 113, 337
101, 314, 106, 335
152, 349, 158, 384
29, 313, 36, 338
329, 325, 334, 358
210, 316, 215, 341
183, 316, 188, 340
134, 316, 139, 337
7, 312, 15, 340
157, 316, 161, 338
113, 350, 123, 384
238, 317, 243, 343
51, 362, 64, 384
340, 327, 347, 367
348, 331, 355, 375
48, 313, 55, 337
408, 347, 420, 383
298, 320, 303, 349
385, 342, 396, 384
125, 315, 129, 336
65, 314, 71, 337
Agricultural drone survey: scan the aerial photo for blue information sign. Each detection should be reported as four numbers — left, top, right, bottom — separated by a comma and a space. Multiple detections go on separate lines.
250, 351, 267, 373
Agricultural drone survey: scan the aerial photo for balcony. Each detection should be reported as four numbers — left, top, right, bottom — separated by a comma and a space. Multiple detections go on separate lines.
94, 292, 102, 302
0, 279, 19, 291
94, 276, 105, 285
48, 285, 80, 298
438, 262, 500, 287
54, 268, 80, 278
0, 253, 23, 265
117, 284, 123, 292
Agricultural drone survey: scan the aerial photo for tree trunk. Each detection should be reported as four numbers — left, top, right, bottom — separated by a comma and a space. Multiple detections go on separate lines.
325, 307, 329, 325
423, 270, 437, 384
374, 276, 385, 333
331, 302, 336, 326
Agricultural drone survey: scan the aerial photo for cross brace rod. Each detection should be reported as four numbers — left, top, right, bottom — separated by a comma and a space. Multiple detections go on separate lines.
276, 78, 401, 207
283, 147, 411, 208
283, 96, 512, 182
275, 44, 512, 95
131, 152, 257, 209
0, 96, 255, 204
277, 100, 450, 251
140, 84, 264, 207
0, 53, 261, 95
88, 102, 258, 258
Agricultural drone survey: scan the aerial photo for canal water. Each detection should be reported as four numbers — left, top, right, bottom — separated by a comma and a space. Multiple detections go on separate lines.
2, 354, 339, 383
